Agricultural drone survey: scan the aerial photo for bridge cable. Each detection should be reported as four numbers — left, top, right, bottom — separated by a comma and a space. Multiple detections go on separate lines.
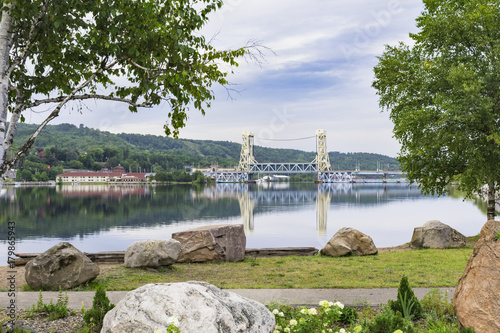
255, 135, 316, 141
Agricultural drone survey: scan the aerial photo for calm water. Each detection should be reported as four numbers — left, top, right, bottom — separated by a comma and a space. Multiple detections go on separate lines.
0, 183, 487, 265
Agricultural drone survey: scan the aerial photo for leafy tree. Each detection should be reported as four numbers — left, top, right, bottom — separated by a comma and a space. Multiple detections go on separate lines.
0, 0, 256, 187
372, 0, 500, 220
19, 169, 33, 181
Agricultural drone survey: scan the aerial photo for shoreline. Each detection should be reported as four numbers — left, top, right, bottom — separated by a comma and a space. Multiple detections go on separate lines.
0, 243, 421, 291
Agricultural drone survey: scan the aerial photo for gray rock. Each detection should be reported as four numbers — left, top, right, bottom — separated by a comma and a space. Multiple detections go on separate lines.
410, 220, 466, 249
172, 224, 246, 263
2, 321, 37, 333
320, 227, 378, 257
101, 282, 275, 333
453, 220, 500, 333
124, 239, 181, 268
25, 242, 99, 290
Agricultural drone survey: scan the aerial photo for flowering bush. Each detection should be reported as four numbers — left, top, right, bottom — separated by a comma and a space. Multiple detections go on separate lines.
270, 300, 362, 333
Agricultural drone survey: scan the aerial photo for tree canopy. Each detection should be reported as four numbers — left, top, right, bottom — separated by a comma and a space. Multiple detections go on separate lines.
0, 0, 252, 185
372, 0, 500, 219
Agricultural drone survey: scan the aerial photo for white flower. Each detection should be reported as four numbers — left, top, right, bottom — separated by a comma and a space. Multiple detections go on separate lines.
334, 301, 345, 309
284, 328, 290, 333
166, 316, 180, 327
289, 319, 298, 326
319, 300, 330, 308
300, 308, 307, 314
339, 329, 347, 333
279, 312, 284, 317
307, 308, 318, 315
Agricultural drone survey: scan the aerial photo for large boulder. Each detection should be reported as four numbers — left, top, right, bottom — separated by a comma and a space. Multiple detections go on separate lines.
172, 224, 246, 263
101, 282, 275, 333
320, 227, 378, 257
25, 242, 99, 290
124, 239, 181, 268
410, 220, 466, 249
453, 220, 500, 333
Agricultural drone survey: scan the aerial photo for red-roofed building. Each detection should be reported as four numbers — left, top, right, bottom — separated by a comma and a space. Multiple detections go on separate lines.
56, 171, 155, 184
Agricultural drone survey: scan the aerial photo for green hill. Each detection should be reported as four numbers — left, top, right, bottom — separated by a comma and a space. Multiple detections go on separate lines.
9, 123, 399, 180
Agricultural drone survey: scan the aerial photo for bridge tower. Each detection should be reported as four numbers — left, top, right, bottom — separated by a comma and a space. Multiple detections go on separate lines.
314, 129, 332, 172
238, 131, 257, 172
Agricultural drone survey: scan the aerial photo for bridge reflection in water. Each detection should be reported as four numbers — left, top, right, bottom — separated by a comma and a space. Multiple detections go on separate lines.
199, 182, 413, 237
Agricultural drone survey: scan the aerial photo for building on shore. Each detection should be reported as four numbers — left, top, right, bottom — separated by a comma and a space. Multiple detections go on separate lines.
56, 171, 155, 184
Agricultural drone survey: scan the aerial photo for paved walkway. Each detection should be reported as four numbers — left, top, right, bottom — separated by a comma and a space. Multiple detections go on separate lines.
1, 287, 455, 310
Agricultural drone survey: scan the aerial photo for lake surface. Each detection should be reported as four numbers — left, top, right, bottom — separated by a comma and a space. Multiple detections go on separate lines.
0, 183, 488, 265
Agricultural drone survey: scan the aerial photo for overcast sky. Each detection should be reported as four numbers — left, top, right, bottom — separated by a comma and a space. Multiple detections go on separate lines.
29, 0, 425, 157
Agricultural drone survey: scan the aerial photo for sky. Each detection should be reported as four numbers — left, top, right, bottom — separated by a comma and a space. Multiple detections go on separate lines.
27, 0, 425, 157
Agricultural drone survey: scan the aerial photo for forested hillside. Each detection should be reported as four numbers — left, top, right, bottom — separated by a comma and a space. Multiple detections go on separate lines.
9, 123, 399, 181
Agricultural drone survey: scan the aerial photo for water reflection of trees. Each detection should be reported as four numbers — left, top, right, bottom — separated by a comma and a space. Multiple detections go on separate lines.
0, 183, 437, 242
0, 185, 240, 240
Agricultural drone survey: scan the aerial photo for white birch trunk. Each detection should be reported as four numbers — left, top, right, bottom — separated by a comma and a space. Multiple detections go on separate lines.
0, 5, 13, 188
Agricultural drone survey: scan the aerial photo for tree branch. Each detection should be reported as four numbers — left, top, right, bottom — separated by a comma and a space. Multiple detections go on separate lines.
27, 93, 154, 109
1, 58, 122, 176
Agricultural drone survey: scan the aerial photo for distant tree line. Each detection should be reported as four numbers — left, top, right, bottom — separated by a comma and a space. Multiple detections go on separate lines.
7, 123, 399, 181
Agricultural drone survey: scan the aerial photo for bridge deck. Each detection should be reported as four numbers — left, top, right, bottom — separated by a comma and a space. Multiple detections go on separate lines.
249, 163, 318, 174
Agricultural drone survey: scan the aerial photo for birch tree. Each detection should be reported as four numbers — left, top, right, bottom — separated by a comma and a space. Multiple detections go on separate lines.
373, 0, 500, 220
0, 0, 250, 187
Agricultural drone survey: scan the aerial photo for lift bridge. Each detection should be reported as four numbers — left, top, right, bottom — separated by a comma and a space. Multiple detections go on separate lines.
216, 130, 401, 183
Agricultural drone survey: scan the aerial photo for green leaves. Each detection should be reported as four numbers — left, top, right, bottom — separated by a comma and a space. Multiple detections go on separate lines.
8, 0, 246, 138
373, 0, 500, 214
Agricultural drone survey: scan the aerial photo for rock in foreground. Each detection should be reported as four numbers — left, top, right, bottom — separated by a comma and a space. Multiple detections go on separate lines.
25, 242, 99, 290
124, 239, 181, 268
172, 224, 246, 263
453, 220, 500, 333
410, 220, 466, 249
320, 227, 377, 257
101, 282, 275, 333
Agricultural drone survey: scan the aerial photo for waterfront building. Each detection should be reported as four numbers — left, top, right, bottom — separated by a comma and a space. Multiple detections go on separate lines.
56, 171, 154, 184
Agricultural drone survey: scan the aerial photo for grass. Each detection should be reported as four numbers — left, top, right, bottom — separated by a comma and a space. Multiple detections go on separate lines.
68, 247, 473, 291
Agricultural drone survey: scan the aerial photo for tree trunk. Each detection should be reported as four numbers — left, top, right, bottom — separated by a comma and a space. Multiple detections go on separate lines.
0, 5, 13, 188
487, 181, 496, 221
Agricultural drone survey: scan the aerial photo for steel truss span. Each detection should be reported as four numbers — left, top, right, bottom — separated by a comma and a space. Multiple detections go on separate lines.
318, 172, 353, 183
216, 172, 248, 183
249, 163, 318, 174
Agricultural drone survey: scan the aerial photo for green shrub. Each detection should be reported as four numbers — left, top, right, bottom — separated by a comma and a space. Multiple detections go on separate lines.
25, 289, 70, 321
366, 307, 415, 333
460, 327, 476, 333
339, 306, 358, 325
421, 289, 454, 317
83, 286, 115, 332
389, 275, 423, 319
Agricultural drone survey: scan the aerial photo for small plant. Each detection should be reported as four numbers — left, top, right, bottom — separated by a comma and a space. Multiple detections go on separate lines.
339, 306, 358, 325
366, 307, 415, 333
389, 275, 423, 320
495, 231, 500, 241
398, 290, 415, 319
25, 288, 70, 321
421, 289, 454, 318
83, 286, 115, 332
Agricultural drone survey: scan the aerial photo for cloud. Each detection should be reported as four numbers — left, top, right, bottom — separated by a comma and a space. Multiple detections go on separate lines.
33, 0, 425, 158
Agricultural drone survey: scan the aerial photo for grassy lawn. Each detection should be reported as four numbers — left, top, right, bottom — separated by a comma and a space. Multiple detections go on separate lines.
78, 247, 473, 291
